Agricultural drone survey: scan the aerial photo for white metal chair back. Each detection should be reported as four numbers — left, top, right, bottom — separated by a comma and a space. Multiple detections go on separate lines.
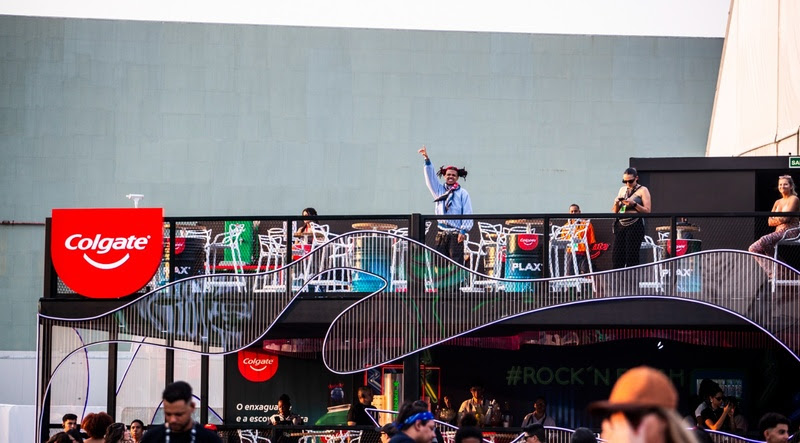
638, 234, 667, 291
255, 234, 287, 292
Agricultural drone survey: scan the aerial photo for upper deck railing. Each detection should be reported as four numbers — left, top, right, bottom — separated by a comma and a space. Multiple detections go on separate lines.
36, 211, 800, 442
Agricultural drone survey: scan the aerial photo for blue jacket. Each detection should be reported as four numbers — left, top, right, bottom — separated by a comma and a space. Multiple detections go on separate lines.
423, 159, 474, 234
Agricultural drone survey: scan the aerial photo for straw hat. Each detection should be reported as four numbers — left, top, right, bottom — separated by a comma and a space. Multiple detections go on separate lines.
588, 366, 678, 413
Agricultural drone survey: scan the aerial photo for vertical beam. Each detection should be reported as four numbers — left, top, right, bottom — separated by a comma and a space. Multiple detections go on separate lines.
542, 216, 550, 278
107, 341, 118, 420
200, 355, 210, 424
38, 320, 52, 442
402, 353, 420, 404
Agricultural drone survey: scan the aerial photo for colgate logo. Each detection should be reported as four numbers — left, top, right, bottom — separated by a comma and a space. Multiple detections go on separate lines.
238, 349, 279, 382
65, 234, 151, 269
51, 208, 163, 299
516, 234, 539, 251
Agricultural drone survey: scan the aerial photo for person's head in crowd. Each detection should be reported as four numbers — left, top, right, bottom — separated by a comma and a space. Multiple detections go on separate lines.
758, 412, 790, 443
569, 204, 581, 215
532, 397, 548, 418
278, 393, 293, 416
67, 429, 85, 443
523, 424, 547, 443
704, 386, 725, 410
570, 427, 596, 443
81, 412, 114, 440
357, 386, 374, 406
379, 422, 398, 443
47, 432, 73, 443
104, 422, 128, 443
129, 420, 144, 443
455, 426, 483, 443
62, 413, 78, 432
394, 400, 436, 443
589, 366, 697, 443
469, 385, 484, 402
162, 381, 196, 433
697, 379, 720, 400
460, 412, 479, 427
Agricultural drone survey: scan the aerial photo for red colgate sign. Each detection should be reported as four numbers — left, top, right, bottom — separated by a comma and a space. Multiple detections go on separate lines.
51, 208, 164, 298
238, 349, 279, 382
517, 234, 539, 251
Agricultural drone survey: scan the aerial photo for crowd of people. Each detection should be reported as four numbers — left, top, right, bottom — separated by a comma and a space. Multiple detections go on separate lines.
48, 373, 794, 443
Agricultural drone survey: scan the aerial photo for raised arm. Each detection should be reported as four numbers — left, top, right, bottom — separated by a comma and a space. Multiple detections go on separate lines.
419, 145, 444, 198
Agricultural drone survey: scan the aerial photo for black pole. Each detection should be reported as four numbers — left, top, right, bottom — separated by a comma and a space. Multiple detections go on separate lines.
107, 341, 118, 419
200, 355, 209, 424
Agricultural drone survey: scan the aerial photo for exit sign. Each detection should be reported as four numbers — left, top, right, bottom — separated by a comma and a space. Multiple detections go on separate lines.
791, 157, 800, 168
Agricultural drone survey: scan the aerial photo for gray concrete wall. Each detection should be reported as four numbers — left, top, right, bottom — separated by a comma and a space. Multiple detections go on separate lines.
0, 16, 722, 351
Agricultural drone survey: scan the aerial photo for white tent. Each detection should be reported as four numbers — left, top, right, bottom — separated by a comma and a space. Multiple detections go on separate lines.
707, 0, 800, 157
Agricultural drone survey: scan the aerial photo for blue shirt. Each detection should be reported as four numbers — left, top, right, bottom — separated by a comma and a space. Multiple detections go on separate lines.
423, 159, 474, 234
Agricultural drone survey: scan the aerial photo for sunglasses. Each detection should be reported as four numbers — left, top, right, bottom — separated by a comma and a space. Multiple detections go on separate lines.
605, 408, 662, 429
622, 179, 636, 184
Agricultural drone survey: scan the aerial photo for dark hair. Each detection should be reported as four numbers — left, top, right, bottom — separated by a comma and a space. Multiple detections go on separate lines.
357, 386, 373, 396
62, 413, 78, 424
460, 413, 479, 427
455, 426, 482, 443
697, 379, 720, 398
105, 422, 127, 443
379, 422, 398, 437
67, 429, 84, 443
396, 400, 431, 431
437, 166, 468, 180
46, 432, 72, 443
81, 412, 114, 439
278, 393, 292, 405
569, 204, 580, 211
704, 386, 723, 405
758, 412, 789, 434
623, 167, 638, 177
163, 381, 193, 403
524, 424, 547, 443
571, 427, 596, 443
130, 419, 144, 428
302, 207, 318, 217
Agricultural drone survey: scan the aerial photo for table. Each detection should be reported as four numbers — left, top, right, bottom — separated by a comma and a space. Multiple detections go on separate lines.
504, 219, 544, 233
352, 222, 399, 231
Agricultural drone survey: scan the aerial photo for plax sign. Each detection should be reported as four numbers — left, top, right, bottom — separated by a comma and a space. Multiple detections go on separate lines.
790, 157, 800, 168
51, 208, 164, 298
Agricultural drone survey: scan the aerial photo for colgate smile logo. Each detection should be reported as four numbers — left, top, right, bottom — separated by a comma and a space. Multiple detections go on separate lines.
51, 208, 163, 298
517, 234, 539, 250
238, 349, 279, 382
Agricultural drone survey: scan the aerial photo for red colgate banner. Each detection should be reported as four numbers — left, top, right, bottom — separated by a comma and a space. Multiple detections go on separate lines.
51, 208, 164, 299
238, 349, 279, 382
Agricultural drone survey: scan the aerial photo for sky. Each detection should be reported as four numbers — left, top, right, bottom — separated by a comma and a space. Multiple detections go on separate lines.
1, 0, 731, 37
